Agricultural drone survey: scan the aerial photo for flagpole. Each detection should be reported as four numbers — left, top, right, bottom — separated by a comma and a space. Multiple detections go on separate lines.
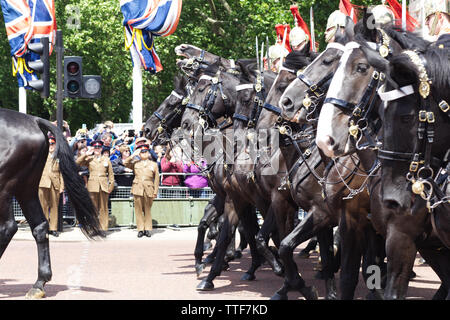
19, 87, 26, 113
130, 47, 143, 133
402, 0, 407, 30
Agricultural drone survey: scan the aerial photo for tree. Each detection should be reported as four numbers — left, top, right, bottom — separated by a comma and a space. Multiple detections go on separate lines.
0, 0, 382, 131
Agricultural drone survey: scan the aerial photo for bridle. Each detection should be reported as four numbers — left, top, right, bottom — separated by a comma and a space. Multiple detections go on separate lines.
153, 90, 189, 137
233, 71, 266, 129
323, 41, 387, 152
186, 72, 234, 131
377, 50, 450, 210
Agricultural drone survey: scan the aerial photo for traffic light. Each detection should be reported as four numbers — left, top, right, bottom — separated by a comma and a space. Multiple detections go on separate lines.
64, 56, 101, 99
64, 56, 83, 98
27, 37, 50, 98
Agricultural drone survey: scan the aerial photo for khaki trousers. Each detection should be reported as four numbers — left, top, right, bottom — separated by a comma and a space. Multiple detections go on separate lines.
39, 187, 59, 231
90, 191, 109, 231
134, 193, 154, 231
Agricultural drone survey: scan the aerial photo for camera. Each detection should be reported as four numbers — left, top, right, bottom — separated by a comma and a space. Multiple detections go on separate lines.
128, 129, 135, 137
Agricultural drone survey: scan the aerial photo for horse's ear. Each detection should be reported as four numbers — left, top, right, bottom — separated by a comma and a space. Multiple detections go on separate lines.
236, 60, 255, 82
344, 16, 355, 40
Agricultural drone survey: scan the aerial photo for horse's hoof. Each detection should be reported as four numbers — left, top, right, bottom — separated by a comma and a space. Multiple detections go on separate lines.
222, 262, 230, 271
270, 292, 288, 300
195, 263, 206, 277
196, 279, 214, 291
241, 272, 256, 281
25, 288, 45, 299
300, 286, 319, 300
234, 250, 243, 259
326, 290, 338, 300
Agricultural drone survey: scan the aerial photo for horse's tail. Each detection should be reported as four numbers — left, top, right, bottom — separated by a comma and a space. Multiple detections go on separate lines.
36, 118, 104, 239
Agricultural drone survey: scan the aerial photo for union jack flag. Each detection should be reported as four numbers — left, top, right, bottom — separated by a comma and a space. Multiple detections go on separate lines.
1, 0, 56, 88
121, 0, 182, 73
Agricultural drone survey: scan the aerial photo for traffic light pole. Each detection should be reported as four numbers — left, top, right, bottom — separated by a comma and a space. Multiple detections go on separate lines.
56, 30, 64, 131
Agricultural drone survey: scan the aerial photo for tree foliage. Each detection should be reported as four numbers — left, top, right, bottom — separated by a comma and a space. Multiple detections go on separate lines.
0, 0, 380, 131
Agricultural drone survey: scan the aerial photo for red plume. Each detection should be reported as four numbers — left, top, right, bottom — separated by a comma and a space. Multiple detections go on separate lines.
290, 5, 314, 51
339, 0, 358, 23
275, 24, 291, 52
386, 0, 419, 32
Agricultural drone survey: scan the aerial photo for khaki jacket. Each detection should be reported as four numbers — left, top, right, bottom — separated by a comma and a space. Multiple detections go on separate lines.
39, 154, 64, 191
76, 154, 115, 193
124, 157, 159, 197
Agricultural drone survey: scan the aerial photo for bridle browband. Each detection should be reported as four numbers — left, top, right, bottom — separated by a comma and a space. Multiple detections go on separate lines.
186, 73, 233, 131
233, 71, 266, 129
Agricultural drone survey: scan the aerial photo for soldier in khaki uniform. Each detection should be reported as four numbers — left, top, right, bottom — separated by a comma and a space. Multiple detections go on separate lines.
76, 140, 115, 231
124, 144, 159, 238
39, 135, 64, 237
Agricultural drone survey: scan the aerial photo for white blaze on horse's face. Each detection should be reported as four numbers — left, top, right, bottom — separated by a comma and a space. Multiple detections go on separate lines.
316, 42, 360, 158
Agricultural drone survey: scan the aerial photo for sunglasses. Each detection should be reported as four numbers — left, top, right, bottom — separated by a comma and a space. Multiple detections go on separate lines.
49, 142, 56, 145
140, 149, 149, 153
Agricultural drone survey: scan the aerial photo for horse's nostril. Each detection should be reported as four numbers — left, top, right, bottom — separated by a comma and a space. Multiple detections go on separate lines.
328, 136, 335, 147
282, 97, 293, 110
384, 199, 401, 210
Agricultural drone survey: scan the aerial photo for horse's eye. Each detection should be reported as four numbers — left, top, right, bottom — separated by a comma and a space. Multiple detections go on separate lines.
322, 58, 333, 65
357, 64, 369, 73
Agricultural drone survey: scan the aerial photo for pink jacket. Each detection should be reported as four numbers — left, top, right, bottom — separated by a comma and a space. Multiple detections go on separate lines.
161, 157, 183, 186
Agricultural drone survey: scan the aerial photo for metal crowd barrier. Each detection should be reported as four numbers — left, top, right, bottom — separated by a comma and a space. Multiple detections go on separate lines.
12, 172, 307, 227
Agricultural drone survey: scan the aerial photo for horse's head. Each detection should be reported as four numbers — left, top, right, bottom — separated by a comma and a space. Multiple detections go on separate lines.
180, 61, 239, 137
144, 75, 190, 144
234, 61, 276, 132
280, 17, 356, 125
379, 44, 450, 212
256, 50, 315, 130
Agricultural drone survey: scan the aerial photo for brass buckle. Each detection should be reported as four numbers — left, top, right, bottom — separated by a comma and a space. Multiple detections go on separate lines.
310, 84, 318, 92
372, 71, 379, 80
426, 112, 435, 123
418, 110, 427, 122
409, 161, 419, 173
304, 149, 312, 158
353, 107, 362, 117
439, 100, 449, 113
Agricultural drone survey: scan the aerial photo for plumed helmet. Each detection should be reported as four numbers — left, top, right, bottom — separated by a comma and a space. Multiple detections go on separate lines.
268, 44, 289, 64
369, 5, 395, 25
289, 27, 309, 47
326, 10, 348, 31
423, 0, 449, 19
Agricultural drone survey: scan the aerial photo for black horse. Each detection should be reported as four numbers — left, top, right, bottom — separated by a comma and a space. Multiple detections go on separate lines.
0, 109, 102, 298
314, 23, 450, 299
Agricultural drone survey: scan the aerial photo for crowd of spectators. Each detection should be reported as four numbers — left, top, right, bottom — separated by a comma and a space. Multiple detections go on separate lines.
64, 120, 210, 197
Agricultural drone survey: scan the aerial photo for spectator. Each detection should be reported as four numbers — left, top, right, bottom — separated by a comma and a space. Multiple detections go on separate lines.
131, 137, 158, 162
76, 140, 115, 232
112, 144, 133, 175
124, 144, 159, 238
109, 139, 124, 162
39, 135, 64, 237
153, 144, 164, 172
93, 121, 118, 141
101, 132, 114, 149
75, 145, 89, 186
161, 144, 183, 186
71, 131, 88, 156
183, 158, 208, 198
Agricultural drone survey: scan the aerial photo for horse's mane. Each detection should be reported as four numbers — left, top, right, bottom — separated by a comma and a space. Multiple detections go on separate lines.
282, 50, 313, 70
383, 26, 430, 51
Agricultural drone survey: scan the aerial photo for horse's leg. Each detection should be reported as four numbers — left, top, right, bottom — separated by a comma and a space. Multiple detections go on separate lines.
339, 208, 366, 300
418, 243, 450, 300
240, 205, 264, 281
273, 211, 320, 300
195, 196, 221, 276
16, 194, 52, 299
383, 229, 417, 300
361, 228, 386, 300
256, 207, 284, 277
224, 225, 237, 263
0, 195, 18, 258
197, 197, 238, 291
234, 221, 247, 259
316, 228, 338, 300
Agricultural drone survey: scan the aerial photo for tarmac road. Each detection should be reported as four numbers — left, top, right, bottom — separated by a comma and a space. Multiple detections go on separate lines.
0, 226, 441, 300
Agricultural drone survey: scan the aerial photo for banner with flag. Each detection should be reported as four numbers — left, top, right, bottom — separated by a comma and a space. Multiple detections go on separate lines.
1, 0, 56, 88
121, 0, 182, 73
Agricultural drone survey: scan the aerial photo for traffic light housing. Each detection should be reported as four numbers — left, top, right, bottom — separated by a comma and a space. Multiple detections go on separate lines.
27, 37, 50, 98
64, 56, 101, 99
64, 56, 83, 98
